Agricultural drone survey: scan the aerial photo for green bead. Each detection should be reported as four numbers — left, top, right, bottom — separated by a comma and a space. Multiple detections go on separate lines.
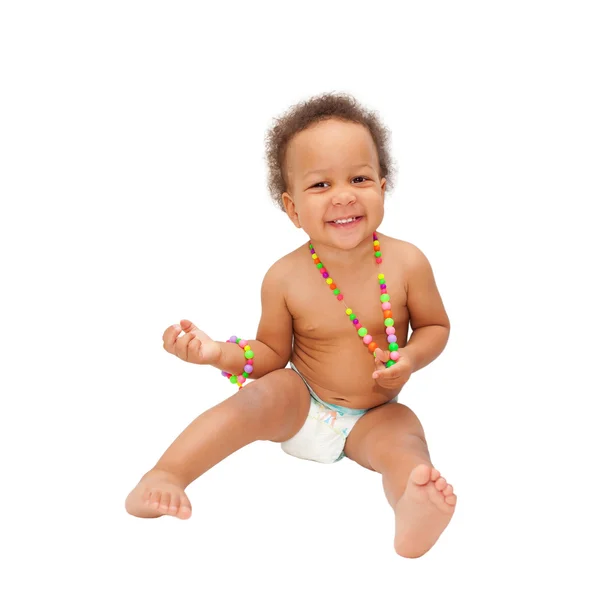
374, 251, 382, 257
316, 262, 323, 269
384, 317, 394, 327
244, 350, 254, 359
358, 327, 368, 337
349, 313, 356, 320
380, 278, 386, 284
333, 288, 340, 295
236, 337, 241, 344
389, 342, 399, 351
229, 375, 238, 384
386, 360, 395, 368
380, 293, 390, 302
309, 244, 313, 249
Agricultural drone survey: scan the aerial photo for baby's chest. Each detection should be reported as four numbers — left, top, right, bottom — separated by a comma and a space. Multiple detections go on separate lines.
289, 274, 408, 340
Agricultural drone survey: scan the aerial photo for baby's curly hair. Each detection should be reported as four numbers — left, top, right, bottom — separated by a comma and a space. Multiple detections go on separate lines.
265, 92, 395, 211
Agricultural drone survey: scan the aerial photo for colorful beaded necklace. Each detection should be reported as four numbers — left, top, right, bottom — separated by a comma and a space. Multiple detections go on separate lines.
308, 232, 400, 367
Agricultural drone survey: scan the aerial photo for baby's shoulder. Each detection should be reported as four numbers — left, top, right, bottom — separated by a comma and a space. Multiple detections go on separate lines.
380, 234, 427, 267
262, 245, 306, 285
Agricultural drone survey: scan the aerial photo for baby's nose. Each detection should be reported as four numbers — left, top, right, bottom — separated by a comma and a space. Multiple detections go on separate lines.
332, 190, 357, 204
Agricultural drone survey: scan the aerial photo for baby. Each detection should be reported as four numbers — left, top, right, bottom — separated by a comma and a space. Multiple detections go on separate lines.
125, 92, 456, 558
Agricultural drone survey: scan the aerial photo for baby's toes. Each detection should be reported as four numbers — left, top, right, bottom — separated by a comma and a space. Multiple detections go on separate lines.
444, 490, 457, 506
434, 477, 447, 492
168, 495, 180, 516
148, 489, 162, 509
142, 487, 153, 505
159, 491, 171, 513
410, 464, 432, 485
177, 500, 192, 519
431, 468, 441, 482
442, 483, 457, 506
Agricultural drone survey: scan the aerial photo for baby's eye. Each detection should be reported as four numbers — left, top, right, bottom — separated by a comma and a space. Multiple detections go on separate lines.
312, 182, 329, 188
353, 176, 369, 183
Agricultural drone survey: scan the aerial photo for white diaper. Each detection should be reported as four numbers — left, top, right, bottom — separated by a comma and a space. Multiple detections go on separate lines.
281, 362, 397, 464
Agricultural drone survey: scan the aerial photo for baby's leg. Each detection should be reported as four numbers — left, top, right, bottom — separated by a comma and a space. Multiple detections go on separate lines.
344, 402, 457, 558
125, 369, 310, 519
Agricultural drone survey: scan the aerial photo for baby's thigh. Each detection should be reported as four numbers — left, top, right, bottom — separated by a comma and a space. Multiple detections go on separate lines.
240, 368, 311, 443
344, 402, 428, 471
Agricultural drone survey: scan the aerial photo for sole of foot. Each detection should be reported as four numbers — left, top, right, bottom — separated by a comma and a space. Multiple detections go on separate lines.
394, 464, 457, 558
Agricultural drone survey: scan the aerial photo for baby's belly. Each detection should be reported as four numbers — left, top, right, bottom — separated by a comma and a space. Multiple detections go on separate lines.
290, 335, 403, 409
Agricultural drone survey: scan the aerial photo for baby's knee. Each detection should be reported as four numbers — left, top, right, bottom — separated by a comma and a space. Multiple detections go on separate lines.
232, 368, 289, 415
233, 368, 309, 439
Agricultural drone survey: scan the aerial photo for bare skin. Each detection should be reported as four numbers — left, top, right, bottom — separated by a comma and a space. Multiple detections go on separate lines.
284, 232, 411, 409
126, 369, 311, 519
126, 117, 457, 557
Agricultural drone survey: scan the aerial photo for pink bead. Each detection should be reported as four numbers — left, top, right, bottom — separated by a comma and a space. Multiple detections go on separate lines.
381, 301, 391, 310
337, 294, 344, 301
363, 334, 373, 344
386, 326, 396, 335
247, 359, 254, 365
239, 340, 247, 347
376, 257, 382, 264
238, 376, 246, 383
390, 351, 400, 360
354, 322, 361, 329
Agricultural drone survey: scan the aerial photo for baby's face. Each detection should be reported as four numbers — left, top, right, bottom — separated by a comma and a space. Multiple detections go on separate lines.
282, 118, 386, 249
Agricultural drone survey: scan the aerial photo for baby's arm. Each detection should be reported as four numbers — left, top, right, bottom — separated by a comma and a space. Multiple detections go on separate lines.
402, 244, 451, 373
213, 260, 292, 379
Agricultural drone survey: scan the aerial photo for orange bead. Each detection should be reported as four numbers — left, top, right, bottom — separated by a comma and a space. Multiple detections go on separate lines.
368, 342, 378, 352
313, 257, 320, 264
383, 310, 393, 319
329, 283, 336, 290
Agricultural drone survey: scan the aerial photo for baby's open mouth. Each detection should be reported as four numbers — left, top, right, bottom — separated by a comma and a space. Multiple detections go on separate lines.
327, 216, 363, 227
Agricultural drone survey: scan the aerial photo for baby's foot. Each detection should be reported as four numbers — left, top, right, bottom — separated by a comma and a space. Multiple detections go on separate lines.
394, 464, 457, 558
125, 469, 192, 519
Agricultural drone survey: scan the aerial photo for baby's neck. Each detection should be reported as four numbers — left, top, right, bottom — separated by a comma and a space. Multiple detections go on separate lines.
311, 234, 376, 273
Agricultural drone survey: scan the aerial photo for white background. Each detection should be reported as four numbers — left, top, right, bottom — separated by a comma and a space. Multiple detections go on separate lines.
2, 1, 599, 598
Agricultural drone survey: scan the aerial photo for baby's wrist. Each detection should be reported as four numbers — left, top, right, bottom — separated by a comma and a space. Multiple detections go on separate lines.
400, 347, 417, 373
220, 337, 255, 388
212, 341, 246, 373
210, 342, 228, 369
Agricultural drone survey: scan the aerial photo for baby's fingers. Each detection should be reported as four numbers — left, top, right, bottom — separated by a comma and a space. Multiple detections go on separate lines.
373, 358, 403, 379
187, 335, 203, 360
173, 332, 197, 361
372, 347, 389, 374
162, 324, 182, 353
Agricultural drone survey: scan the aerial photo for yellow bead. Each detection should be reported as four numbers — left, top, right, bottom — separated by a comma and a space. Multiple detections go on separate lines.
311, 253, 317, 259
373, 241, 380, 247
345, 308, 352, 315
244, 345, 251, 351
378, 273, 385, 280
326, 277, 333, 284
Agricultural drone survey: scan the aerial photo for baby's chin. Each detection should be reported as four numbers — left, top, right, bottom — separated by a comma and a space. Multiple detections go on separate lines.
308, 225, 375, 250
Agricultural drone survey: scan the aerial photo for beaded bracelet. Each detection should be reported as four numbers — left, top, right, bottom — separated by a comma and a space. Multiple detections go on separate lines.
221, 336, 254, 389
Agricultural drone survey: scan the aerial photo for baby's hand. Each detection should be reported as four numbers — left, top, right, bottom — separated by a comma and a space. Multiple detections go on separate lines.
162, 319, 222, 366
372, 347, 413, 391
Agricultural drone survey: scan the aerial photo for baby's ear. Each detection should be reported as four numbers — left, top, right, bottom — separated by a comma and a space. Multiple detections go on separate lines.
282, 192, 302, 228
380, 177, 387, 194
